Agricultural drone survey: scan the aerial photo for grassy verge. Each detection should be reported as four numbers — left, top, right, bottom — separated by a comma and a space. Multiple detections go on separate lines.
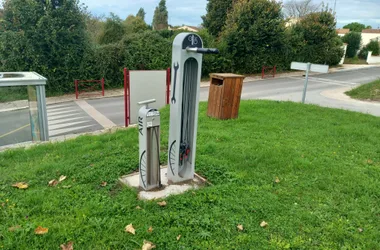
0, 86, 123, 103
0, 87, 29, 103
344, 57, 367, 65
1, 101, 380, 249
345, 79, 380, 101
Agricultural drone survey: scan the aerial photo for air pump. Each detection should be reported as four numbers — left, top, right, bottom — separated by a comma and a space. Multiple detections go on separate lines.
167, 33, 218, 183
138, 99, 161, 190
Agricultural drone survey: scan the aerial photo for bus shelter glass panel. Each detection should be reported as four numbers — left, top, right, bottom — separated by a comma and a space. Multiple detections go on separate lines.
0, 72, 49, 142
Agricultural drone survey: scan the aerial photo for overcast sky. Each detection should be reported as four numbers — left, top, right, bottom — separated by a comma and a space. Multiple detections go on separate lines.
80, 0, 380, 29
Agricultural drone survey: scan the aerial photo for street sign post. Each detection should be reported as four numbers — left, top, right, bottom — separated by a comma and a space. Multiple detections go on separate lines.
290, 62, 329, 103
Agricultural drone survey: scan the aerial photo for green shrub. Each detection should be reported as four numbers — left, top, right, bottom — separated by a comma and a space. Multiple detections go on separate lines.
358, 48, 369, 60
91, 43, 125, 88
221, 0, 287, 73
358, 40, 380, 59
366, 40, 380, 56
0, 0, 90, 94
197, 29, 232, 76
342, 32, 362, 58
122, 31, 171, 70
290, 11, 344, 65
98, 13, 125, 45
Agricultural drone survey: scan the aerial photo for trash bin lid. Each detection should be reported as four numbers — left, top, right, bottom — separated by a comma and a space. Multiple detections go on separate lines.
210, 73, 245, 80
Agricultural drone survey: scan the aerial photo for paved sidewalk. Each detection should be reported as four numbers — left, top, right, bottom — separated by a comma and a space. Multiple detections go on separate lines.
0, 64, 378, 113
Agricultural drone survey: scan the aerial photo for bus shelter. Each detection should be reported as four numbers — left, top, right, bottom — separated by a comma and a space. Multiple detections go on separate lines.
0, 72, 49, 141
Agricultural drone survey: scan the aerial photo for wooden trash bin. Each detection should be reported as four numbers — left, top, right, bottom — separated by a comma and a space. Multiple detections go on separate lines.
207, 73, 245, 119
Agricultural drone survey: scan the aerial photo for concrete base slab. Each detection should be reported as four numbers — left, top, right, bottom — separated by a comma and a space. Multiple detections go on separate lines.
119, 167, 207, 200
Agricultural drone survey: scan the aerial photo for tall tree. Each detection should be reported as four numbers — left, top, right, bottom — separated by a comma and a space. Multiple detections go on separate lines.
202, 0, 233, 37
124, 15, 148, 34
98, 13, 125, 45
221, 0, 286, 73
342, 32, 362, 58
84, 14, 105, 44
152, 0, 168, 30
343, 22, 371, 32
289, 8, 344, 65
136, 7, 146, 21
283, 0, 321, 18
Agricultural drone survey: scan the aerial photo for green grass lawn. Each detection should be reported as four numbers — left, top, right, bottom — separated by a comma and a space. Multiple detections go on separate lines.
344, 57, 367, 65
0, 87, 29, 103
346, 79, 380, 101
1, 101, 380, 249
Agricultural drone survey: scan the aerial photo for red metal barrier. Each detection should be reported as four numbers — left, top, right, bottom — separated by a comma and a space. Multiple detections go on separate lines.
75, 78, 105, 99
124, 68, 130, 127
166, 67, 171, 105
261, 66, 276, 79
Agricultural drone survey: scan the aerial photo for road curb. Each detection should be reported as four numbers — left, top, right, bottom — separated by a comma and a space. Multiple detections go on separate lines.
320, 87, 380, 107
0, 106, 29, 113
329, 65, 380, 73
0, 126, 133, 153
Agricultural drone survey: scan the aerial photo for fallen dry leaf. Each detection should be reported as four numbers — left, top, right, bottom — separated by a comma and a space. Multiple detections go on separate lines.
35, 226, 49, 235
176, 235, 181, 241
8, 225, 21, 232
260, 221, 268, 228
142, 240, 156, 250
12, 182, 28, 189
275, 177, 280, 183
157, 201, 167, 207
367, 159, 373, 164
125, 224, 135, 235
136, 206, 142, 210
60, 241, 74, 250
100, 181, 107, 187
237, 224, 244, 231
358, 228, 363, 233
59, 175, 67, 182
48, 179, 59, 187
147, 226, 153, 233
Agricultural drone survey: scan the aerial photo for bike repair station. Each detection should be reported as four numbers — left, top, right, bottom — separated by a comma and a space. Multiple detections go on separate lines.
120, 32, 244, 200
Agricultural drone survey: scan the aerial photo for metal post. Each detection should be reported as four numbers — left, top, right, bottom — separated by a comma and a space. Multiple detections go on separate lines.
124, 68, 130, 127
36, 85, 49, 141
302, 63, 311, 104
101, 78, 105, 96
124, 68, 128, 127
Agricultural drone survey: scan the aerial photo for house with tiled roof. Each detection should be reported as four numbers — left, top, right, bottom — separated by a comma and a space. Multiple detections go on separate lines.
168, 25, 200, 32
361, 29, 380, 45
336, 29, 350, 37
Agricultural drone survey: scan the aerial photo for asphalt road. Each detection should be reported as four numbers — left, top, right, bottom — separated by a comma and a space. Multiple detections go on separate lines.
0, 109, 31, 146
1, 67, 380, 147
0, 102, 103, 147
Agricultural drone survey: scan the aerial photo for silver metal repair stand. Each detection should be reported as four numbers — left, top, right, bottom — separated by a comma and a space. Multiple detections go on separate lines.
138, 99, 161, 190
167, 33, 218, 183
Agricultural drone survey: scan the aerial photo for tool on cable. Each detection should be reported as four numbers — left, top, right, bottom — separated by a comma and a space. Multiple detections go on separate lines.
168, 33, 219, 183
171, 63, 179, 104
138, 99, 161, 190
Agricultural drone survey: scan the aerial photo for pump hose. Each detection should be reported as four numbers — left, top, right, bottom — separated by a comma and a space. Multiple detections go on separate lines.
180, 58, 197, 169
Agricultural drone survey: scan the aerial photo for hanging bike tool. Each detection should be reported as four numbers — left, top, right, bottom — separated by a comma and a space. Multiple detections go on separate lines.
138, 99, 161, 190
167, 33, 219, 183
